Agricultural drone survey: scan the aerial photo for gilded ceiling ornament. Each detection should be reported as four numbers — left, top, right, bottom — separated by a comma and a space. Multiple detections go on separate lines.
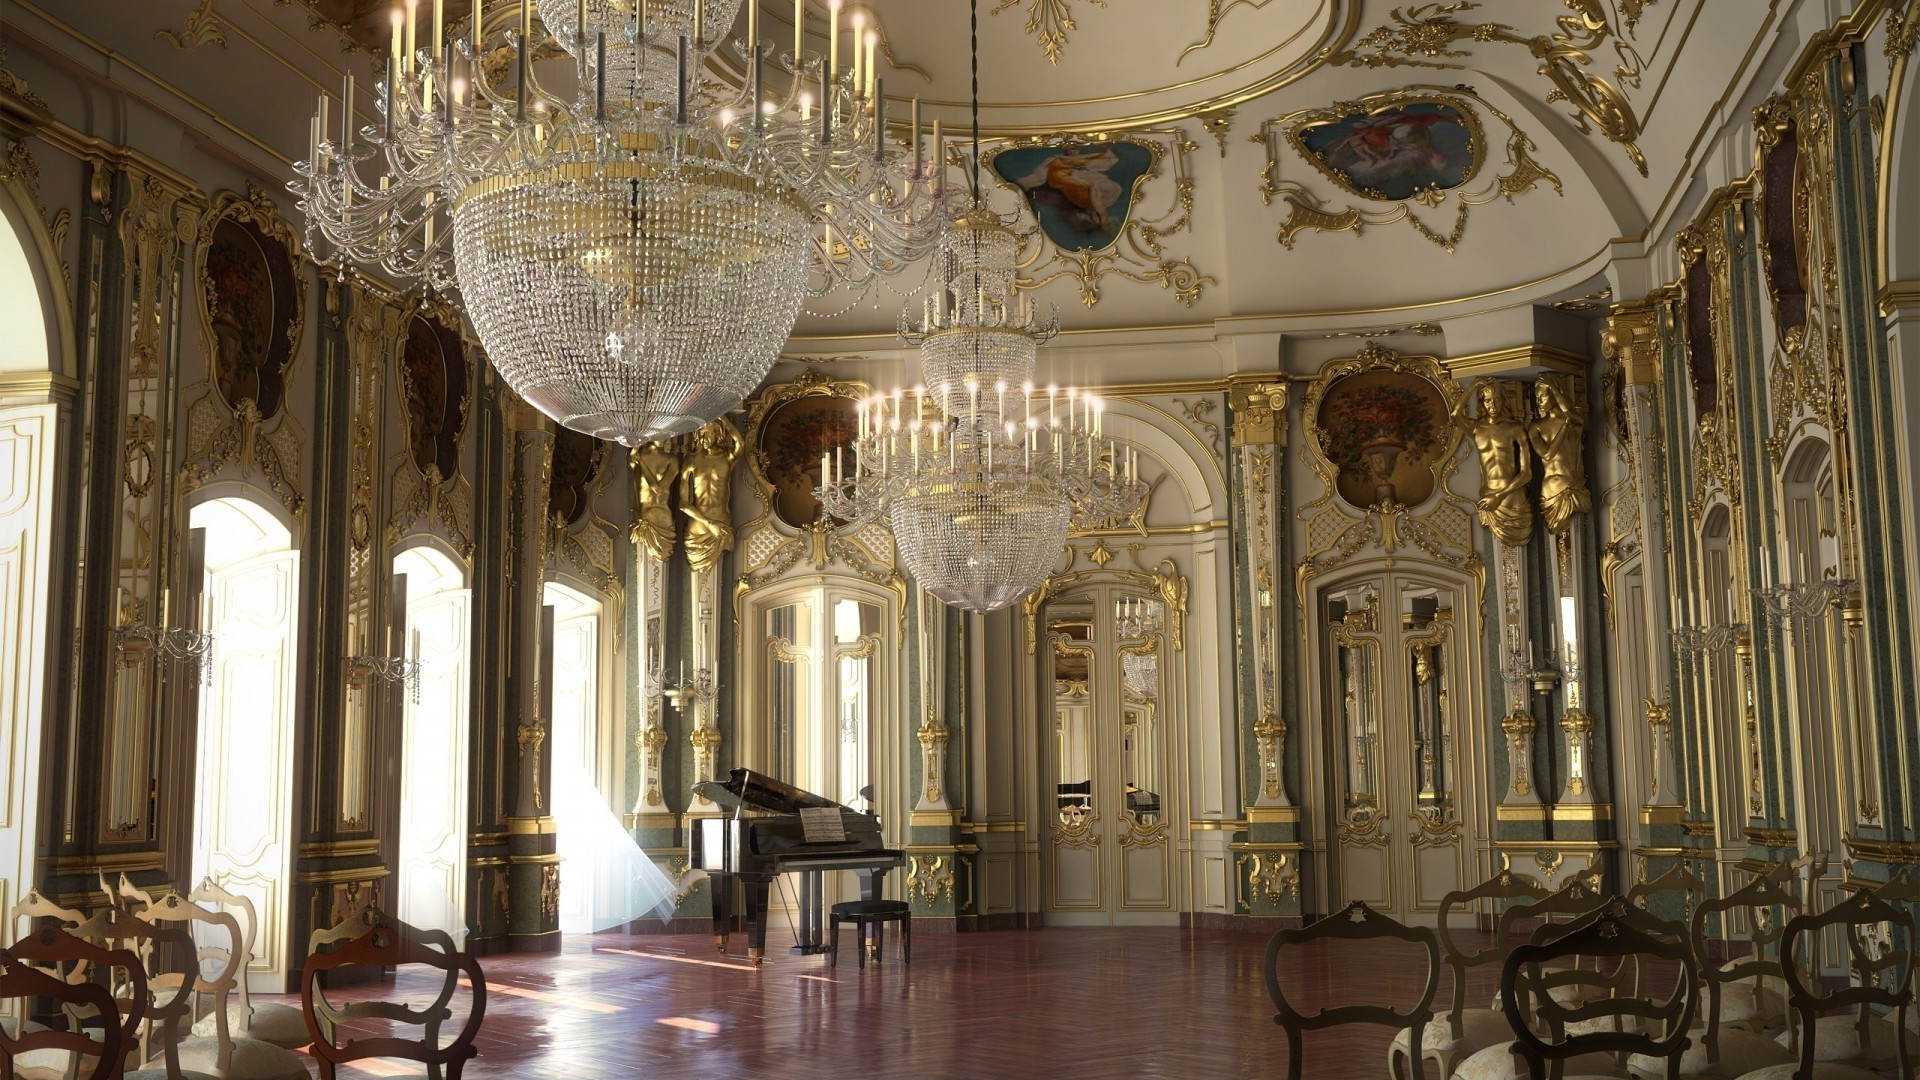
1889, 0, 1920, 60
981, 129, 1214, 307
991, 0, 1108, 65
1254, 87, 1561, 253
155, 0, 228, 50
1329, 1, 1650, 176
1321, 322, 1442, 339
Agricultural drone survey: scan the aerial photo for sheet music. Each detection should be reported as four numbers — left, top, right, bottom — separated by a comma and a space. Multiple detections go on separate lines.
798, 807, 847, 843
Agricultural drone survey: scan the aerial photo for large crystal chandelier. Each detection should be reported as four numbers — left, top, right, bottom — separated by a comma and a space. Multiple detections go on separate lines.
816, 2, 1145, 612
293, 0, 952, 445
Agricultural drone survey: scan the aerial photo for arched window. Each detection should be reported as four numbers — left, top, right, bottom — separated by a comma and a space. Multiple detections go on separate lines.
189, 495, 299, 990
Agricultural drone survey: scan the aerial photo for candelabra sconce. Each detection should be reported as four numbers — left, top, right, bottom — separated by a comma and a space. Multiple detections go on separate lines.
1669, 622, 1748, 671
1114, 596, 1164, 640
663, 666, 716, 715
345, 654, 423, 704
1500, 642, 1563, 696
1752, 579, 1855, 634
114, 625, 215, 686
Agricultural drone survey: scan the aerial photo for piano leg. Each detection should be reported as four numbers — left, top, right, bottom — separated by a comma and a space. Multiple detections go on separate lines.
743, 877, 771, 966
709, 871, 733, 953
791, 869, 828, 955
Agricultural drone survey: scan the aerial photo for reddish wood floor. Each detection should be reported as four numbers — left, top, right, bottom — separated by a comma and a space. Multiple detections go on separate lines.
272, 926, 1497, 1079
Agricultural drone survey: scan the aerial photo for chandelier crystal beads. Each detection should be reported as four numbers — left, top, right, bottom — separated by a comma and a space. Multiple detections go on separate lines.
293, 0, 953, 445
818, 212, 1146, 612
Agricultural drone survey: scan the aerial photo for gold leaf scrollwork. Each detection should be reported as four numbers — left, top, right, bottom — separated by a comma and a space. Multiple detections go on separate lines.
1117, 814, 1169, 849
906, 855, 956, 905
539, 865, 560, 920
1053, 807, 1099, 848
1254, 86, 1562, 253
1239, 853, 1299, 906
156, 0, 228, 50
990, 0, 1107, 65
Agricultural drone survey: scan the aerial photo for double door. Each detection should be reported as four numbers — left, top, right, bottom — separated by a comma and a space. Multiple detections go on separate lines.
1041, 588, 1175, 924
1316, 575, 1471, 920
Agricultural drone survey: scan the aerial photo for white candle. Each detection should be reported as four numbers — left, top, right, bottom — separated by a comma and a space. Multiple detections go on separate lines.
794, 0, 804, 61
828, 0, 840, 86
391, 8, 404, 72
748, 0, 758, 48
472, 0, 483, 53
822, 451, 831, 485
405, 0, 418, 73
864, 30, 876, 99
850, 12, 863, 93
434, 0, 445, 49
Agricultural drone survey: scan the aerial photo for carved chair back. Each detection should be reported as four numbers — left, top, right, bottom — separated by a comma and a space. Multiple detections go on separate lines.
0, 947, 125, 1080
1780, 889, 1915, 1079
187, 878, 259, 1026
144, 890, 244, 1074
300, 909, 486, 1080
1501, 900, 1698, 1080
1263, 900, 1441, 1080
72, 905, 199, 1077
1435, 870, 1550, 1041
7, 920, 148, 1067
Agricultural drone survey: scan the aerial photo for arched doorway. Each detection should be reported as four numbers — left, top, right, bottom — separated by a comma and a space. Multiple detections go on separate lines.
391, 545, 472, 942
544, 579, 604, 934
189, 495, 300, 990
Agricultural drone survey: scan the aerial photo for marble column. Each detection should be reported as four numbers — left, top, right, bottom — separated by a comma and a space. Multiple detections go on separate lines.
501, 397, 558, 951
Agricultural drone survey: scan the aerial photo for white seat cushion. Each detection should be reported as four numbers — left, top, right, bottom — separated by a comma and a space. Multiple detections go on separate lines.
1625, 1027, 1793, 1078
1706, 981, 1786, 1030
152, 1036, 310, 1080
1729, 1063, 1882, 1080
125, 1071, 222, 1080
1390, 1009, 1515, 1055
191, 1002, 310, 1048
1778, 1012, 1920, 1067
1453, 1041, 1628, 1080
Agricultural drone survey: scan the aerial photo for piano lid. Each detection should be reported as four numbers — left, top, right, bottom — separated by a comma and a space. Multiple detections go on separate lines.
691, 768, 844, 815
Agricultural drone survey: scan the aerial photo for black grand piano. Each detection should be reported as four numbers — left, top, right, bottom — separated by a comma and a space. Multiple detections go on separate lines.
690, 768, 904, 965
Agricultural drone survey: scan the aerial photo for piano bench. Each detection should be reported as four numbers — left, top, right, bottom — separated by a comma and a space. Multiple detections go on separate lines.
826, 900, 911, 970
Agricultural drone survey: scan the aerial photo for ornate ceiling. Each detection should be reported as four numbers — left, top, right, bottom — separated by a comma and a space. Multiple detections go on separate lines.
35, 0, 1775, 339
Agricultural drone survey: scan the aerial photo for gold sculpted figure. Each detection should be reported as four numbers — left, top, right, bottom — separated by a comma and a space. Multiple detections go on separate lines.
679, 420, 741, 574
1456, 380, 1534, 546
630, 438, 681, 563
1529, 374, 1592, 537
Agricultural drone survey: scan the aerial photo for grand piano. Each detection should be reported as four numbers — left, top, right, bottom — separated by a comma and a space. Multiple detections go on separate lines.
690, 768, 904, 965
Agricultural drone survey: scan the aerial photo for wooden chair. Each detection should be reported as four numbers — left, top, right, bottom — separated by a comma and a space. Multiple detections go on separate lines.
1502, 900, 1698, 1080
184, 879, 306, 1049
0, 947, 125, 1080
140, 892, 244, 1077
1494, 880, 1612, 1011
6, 921, 147, 1076
300, 909, 486, 1080
71, 905, 202, 1079
1687, 872, 1800, 1069
1265, 899, 1441, 1080
1748, 889, 1917, 1079
1624, 865, 1704, 927
1390, 869, 1550, 1080
303, 906, 460, 1080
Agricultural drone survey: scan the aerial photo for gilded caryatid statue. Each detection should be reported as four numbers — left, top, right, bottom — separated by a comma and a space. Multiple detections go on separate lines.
1456, 380, 1535, 546
630, 437, 681, 563
678, 419, 742, 574
1529, 373, 1592, 537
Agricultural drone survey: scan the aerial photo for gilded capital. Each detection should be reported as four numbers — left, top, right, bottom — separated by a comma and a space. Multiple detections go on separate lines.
1601, 300, 1662, 386
1230, 380, 1288, 447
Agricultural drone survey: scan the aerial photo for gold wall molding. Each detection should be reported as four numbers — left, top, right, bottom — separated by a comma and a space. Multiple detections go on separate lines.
1846, 835, 1920, 865
1253, 85, 1562, 252
990, 0, 1107, 65
1444, 344, 1587, 379
155, 0, 227, 51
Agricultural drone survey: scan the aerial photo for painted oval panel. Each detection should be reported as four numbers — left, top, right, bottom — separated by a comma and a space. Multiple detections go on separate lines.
755, 393, 860, 529
990, 139, 1156, 253
549, 427, 606, 527
399, 314, 470, 482
204, 217, 298, 419
1295, 101, 1481, 203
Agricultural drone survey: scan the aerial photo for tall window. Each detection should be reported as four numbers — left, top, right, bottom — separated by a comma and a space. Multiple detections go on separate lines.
545, 580, 603, 933
190, 496, 299, 990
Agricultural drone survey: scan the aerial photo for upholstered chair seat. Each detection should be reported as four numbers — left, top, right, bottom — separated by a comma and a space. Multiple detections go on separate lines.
190, 1001, 310, 1048
1389, 1008, 1513, 1077
1776, 1013, 1919, 1069
1727, 1063, 1882, 1080
1452, 1041, 1630, 1080
156, 1035, 311, 1080
1624, 1026, 1794, 1078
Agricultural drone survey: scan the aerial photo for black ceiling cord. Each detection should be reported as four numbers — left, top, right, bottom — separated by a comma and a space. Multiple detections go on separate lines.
969, 0, 981, 210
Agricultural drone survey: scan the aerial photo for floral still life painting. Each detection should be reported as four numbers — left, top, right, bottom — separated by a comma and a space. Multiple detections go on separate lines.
1294, 101, 1481, 203
757, 393, 862, 528
1314, 370, 1450, 510
990, 140, 1155, 252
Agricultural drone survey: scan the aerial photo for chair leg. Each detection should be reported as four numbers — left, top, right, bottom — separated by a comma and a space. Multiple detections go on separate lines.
901, 913, 910, 965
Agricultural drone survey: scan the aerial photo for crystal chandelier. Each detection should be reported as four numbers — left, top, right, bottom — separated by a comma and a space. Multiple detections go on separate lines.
293, 0, 952, 445
816, 0, 1147, 612
1114, 595, 1163, 639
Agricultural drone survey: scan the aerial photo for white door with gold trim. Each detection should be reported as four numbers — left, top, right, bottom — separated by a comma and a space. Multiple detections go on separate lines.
1041, 589, 1176, 926
1315, 576, 1469, 921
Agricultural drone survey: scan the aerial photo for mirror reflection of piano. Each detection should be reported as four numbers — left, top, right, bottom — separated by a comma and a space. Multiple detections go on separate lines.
690, 768, 905, 966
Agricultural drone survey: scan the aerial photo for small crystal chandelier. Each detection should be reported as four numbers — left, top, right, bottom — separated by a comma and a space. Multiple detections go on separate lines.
293, 0, 952, 445
817, 0, 1145, 612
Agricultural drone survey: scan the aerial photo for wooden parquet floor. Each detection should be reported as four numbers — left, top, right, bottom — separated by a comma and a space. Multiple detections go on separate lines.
271, 926, 1500, 1080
